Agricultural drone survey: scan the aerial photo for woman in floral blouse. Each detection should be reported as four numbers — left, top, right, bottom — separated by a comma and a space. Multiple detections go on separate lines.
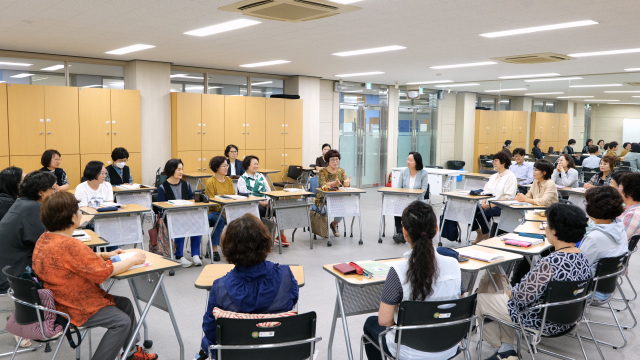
475, 203, 591, 360
314, 149, 351, 237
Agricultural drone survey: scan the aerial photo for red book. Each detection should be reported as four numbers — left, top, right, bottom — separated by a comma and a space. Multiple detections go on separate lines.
333, 263, 357, 275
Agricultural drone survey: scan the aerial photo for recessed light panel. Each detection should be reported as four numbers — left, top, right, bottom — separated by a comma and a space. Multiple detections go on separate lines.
569, 84, 622, 88
333, 45, 406, 57
41, 65, 65, 71
604, 91, 640, 93
624, 68, 640, 72
335, 71, 384, 77
240, 60, 291, 68
10, 73, 34, 78
0, 61, 32, 66
525, 77, 583, 82
557, 96, 593, 98
480, 20, 598, 38
498, 73, 560, 79
569, 48, 640, 57
524, 92, 564, 95
406, 80, 454, 85
430, 62, 496, 69
106, 44, 155, 55
484, 88, 527, 92
434, 83, 480, 87
184, 19, 261, 37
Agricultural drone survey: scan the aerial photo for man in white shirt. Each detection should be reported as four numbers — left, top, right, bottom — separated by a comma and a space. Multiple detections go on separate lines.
509, 148, 533, 187
582, 145, 601, 169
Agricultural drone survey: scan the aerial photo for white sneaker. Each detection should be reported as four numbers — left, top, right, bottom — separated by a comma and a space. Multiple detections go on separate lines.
179, 257, 193, 268
193, 255, 202, 266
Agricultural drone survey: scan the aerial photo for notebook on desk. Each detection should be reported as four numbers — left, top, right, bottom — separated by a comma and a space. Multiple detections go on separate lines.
456, 249, 504, 263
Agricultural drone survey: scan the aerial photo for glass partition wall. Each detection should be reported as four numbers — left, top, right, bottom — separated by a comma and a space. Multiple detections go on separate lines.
397, 89, 438, 167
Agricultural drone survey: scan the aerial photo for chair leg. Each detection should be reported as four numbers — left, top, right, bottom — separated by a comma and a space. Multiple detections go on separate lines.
582, 301, 627, 349
581, 319, 605, 360
9, 337, 21, 360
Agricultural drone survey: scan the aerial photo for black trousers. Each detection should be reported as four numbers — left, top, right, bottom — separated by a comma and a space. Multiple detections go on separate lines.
363, 316, 391, 360
394, 216, 402, 234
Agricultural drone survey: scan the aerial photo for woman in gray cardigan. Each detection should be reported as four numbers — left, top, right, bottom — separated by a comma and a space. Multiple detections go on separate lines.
394, 152, 429, 243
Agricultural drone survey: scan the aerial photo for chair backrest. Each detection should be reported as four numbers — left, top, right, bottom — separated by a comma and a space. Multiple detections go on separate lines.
479, 170, 497, 175
558, 199, 572, 205
583, 171, 598, 180
286, 165, 304, 181
578, 181, 585, 187
2, 266, 43, 325
548, 147, 554, 153
629, 235, 640, 252
479, 155, 493, 160
394, 294, 477, 353
214, 311, 317, 360
308, 163, 316, 168
542, 279, 592, 325
593, 254, 628, 295
618, 161, 631, 167
309, 177, 319, 196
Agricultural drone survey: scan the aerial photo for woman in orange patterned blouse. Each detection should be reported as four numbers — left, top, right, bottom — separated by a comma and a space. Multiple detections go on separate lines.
314, 149, 352, 237
32, 192, 157, 360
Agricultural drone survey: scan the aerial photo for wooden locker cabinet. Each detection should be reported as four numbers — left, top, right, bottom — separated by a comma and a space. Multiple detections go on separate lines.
176, 151, 203, 173
530, 112, 547, 150
79, 88, 112, 154
80, 154, 112, 178
0, 84, 9, 157
9, 156, 43, 174
201, 150, 218, 174
62, 154, 81, 188
266, 98, 285, 150
7, 84, 45, 156
266, 149, 285, 182
284, 99, 303, 149
111, 89, 141, 152
476, 110, 498, 144
0, 157, 8, 170
171, 93, 202, 157
127, 152, 142, 185
245, 97, 266, 150
202, 95, 224, 151
44, 86, 79, 155
513, 112, 528, 148
497, 111, 513, 145
224, 96, 246, 150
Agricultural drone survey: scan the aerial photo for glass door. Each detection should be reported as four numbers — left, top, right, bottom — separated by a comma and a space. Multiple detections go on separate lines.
397, 106, 435, 166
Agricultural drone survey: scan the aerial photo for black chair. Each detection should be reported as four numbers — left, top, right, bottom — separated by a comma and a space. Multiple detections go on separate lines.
583, 253, 634, 350
479, 170, 497, 175
208, 311, 321, 360
273, 165, 304, 189
478, 279, 600, 360
362, 295, 477, 360
617, 235, 640, 302
583, 171, 598, 182
558, 199, 572, 205
3, 266, 91, 360
425, 165, 443, 170
548, 147, 554, 153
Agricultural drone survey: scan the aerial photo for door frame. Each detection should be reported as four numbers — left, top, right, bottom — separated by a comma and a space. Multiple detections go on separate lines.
398, 104, 437, 166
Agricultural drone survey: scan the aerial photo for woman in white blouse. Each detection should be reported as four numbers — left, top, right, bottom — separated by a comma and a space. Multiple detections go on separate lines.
550, 154, 579, 188
472, 152, 517, 243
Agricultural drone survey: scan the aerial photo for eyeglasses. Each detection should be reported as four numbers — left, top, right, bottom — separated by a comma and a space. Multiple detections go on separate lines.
229, 150, 238, 154
329, 158, 340, 163
100, 171, 108, 176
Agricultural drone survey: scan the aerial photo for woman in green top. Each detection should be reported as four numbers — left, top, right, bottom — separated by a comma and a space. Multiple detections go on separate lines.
314, 149, 352, 237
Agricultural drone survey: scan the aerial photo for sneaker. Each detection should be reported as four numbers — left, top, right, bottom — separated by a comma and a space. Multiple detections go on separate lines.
179, 257, 193, 268
126, 346, 158, 360
213, 252, 221, 262
485, 350, 517, 360
275, 235, 290, 247
392, 233, 406, 244
330, 224, 340, 237
192, 255, 202, 266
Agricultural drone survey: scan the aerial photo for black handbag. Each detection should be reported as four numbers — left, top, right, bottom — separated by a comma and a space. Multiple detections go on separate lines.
154, 168, 167, 188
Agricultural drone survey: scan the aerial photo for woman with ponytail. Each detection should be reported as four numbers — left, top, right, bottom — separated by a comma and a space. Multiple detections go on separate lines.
362, 201, 462, 360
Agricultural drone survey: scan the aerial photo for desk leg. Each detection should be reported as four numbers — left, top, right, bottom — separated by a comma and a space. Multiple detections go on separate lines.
209, 206, 226, 263
379, 193, 386, 242
325, 197, 332, 247
327, 295, 341, 360
307, 208, 313, 249
161, 280, 184, 360
196, 178, 204, 191
126, 274, 165, 356
465, 272, 478, 295
264, 173, 275, 191
275, 209, 283, 255
335, 279, 354, 360
358, 201, 363, 245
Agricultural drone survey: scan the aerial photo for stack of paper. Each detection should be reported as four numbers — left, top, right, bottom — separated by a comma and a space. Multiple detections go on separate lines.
118, 184, 140, 190
220, 195, 247, 200
502, 234, 543, 245
72, 230, 91, 241
167, 200, 192, 205
100, 202, 123, 208
456, 190, 471, 195
354, 261, 390, 279
456, 249, 504, 263
284, 188, 303, 192
500, 200, 529, 206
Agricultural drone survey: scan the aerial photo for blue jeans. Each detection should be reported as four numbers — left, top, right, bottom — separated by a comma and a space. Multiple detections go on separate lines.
363, 316, 390, 360
208, 212, 226, 247
174, 236, 201, 258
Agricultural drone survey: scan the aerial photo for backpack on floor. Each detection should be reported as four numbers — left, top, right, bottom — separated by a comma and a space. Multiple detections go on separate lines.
309, 210, 329, 238
439, 203, 462, 243
148, 216, 174, 258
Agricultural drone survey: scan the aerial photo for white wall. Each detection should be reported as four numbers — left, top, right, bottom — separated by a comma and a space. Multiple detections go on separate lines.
572, 102, 586, 145
437, 91, 457, 167
284, 76, 321, 166
319, 80, 336, 152
124, 60, 171, 185
591, 104, 640, 147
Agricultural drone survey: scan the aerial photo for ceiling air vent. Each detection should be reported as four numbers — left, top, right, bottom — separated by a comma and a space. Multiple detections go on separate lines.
219, 0, 361, 23
493, 52, 575, 64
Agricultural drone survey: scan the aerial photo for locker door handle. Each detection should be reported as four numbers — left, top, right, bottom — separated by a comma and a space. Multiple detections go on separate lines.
47, 132, 51, 134
40, 132, 43, 135
107, 132, 110, 135
282, 132, 284, 134
113, 132, 116, 135
203, 132, 206, 134
247, 132, 249, 134
198, 131, 201, 134
286, 132, 288, 134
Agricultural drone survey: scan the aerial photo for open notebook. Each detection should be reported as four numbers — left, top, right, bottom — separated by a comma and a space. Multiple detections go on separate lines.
502, 234, 543, 246
110, 252, 152, 270
456, 249, 504, 263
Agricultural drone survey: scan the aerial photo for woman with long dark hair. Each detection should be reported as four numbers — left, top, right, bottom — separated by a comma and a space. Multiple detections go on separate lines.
363, 201, 461, 360
582, 139, 593, 154
0, 166, 23, 221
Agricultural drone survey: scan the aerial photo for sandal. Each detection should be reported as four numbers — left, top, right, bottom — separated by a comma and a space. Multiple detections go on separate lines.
330, 223, 340, 237
14, 335, 31, 348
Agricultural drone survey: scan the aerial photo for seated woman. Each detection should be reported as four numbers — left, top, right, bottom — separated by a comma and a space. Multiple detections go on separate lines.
475, 203, 591, 360
620, 142, 632, 159
205, 156, 236, 261
472, 151, 518, 243
623, 143, 640, 172
610, 171, 626, 192
75, 161, 114, 207
393, 152, 429, 244
582, 139, 593, 154
198, 214, 298, 360
316, 143, 331, 170
606, 141, 620, 161
597, 140, 605, 155
39, 149, 70, 191
514, 160, 558, 206
562, 138, 579, 158
32, 191, 156, 360
618, 172, 640, 239
0, 166, 23, 222
501, 140, 513, 158
581, 186, 627, 298
158, 159, 202, 267
363, 201, 461, 360
584, 155, 616, 188
531, 139, 544, 160
237, 155, 288, 246
550, 154, 579, 188
224, 144, 244, 177
314, 149, 352, 237
105, 147, 133, 185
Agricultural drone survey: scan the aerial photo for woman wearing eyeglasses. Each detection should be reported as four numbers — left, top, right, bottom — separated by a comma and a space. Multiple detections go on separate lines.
225, 144, 244, 177
314, 149, 352, 238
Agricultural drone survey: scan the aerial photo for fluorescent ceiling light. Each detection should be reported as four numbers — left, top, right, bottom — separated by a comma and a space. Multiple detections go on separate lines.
481, 100, 495, 103
343, 90, 363, 93
170, 74, 205, 80
498, 73, 560, 79
434, 83, 480, 87
604, 91, 640, 93
333, 45, 406, 57
610, 103, 640, 105
484, 88, 527, 92
40, 65, 64, 71
624, 68, 640, 72
500, 100, 510, 103
586, 99, 619, 101
430, 62, 496, 69
251, 81, 272, 86
10, 73, 34, 78
184, 19, 260, 37
208, 86, 222, 89
335, 71, 384, 77
569, 48, 640, 57
525, 77, 583, 82
106, 44, 155, 55
82, 85, 103, 88
406, 80, 454, 85
0, 61, 32, 66
569, 84, 622, 88
185, 86, 204, 90
632, 96, 640, 98
524, 92, 564, 95
240, 60, 290, 68
480, 20, 598, 38
0, 81, 4, 83
557, 96, 593, 98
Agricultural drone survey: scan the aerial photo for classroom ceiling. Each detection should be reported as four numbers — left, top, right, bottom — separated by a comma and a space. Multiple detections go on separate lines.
1, 0, 640, 97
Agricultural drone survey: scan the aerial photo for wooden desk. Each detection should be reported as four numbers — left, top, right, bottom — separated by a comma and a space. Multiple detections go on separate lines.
183, 172, 212, 190
79, 214, 94, 228
490, 201, 546, 234
525, 210, 546, 222
323, 258, 404, 360
258, 169, 281, 191
515, 221, 546, 235
80, 204, 150, 216
438, 191, 492, 246
108, 249, 183, 359
78, 229, 109, 248
316, 188, 366, 246
209, 197, 264, 253
195, 264, 305, 290
209, 195, 265, 205
456, 245, 523, 294
561, 187, 587, 211
300, 167, 316, 191
263, 191, 314, 253
112, 186, 156, 193
479, 235, 552, 266
377, 188, 425, 243
81, 205, 149, 248
152, 200, 215, 210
